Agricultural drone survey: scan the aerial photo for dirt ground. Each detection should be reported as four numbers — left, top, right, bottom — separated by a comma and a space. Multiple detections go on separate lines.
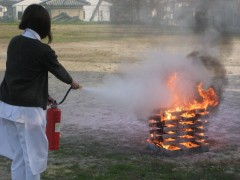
0, 32, 240, 179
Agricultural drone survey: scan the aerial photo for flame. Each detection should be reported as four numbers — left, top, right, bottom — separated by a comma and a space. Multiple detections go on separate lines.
197, 133, 205, 136
179, 121, 194, 125
165, 124, 175, 128
197, 139, 206, 143
165, 73, 219, 112
147, 139, 181, 151
180, 142, 199, 148
163, 111, 177, 120
159, 142, 181, 151
163, 145, 181, 151
165, 138, 176, 142
198, 82, 219, 107
181, 112, 195, 118
167, 73, 181, 108
181, 128, 193, 132
147, 73, 218, 152
165, 111, 172, 120
166, 131, 175, 134
179, 135, 194, 139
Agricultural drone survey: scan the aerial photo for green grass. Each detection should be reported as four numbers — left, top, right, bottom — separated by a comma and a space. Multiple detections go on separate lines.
2, 149, 239, 180
1, 22, 236, 48
1, 22, 239, 43
0, 22, 189, 43
39, 130, 240, 180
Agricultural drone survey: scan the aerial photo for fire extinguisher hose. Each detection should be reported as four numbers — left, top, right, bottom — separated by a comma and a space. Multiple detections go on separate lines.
58, 87, 72, 105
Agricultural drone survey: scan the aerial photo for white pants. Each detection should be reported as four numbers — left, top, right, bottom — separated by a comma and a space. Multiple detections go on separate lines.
1, 120, 40, 180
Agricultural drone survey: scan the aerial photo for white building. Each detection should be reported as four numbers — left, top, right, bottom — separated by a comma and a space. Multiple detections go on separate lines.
12, 0, 43, 20
0, 5, 7, 18
83, 0, 111, 22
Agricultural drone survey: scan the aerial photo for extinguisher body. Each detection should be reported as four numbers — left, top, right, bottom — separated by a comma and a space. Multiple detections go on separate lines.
46, 107, 61, 151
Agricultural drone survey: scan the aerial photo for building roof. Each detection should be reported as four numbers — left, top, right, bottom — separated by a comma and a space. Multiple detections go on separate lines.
12, 0, 43, 6
41, 0, 90, 6
86, 0, 111, 6
0, 0, 19, 7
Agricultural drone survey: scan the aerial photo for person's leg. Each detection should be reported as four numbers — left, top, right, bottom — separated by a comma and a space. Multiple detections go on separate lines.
24, 108, 48, 175
3, 120, 26, 180
0, 118, 14, 159
4, 120, 40, 180
16, 123, 41, 180
11, 149, 26, 180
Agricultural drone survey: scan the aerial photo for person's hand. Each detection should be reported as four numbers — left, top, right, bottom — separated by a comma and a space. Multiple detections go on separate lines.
47, 96, 55, 106
71, 80, 82, 89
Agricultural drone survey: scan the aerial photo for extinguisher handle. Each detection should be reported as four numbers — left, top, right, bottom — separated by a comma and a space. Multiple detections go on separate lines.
58, 86, 72, 105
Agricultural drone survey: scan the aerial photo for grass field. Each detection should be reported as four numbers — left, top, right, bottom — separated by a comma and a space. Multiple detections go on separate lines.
0, 22, 180, 42
0, 23, 240, 180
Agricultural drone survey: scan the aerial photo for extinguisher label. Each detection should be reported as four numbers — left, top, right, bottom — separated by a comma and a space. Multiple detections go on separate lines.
55, 123, 61, 132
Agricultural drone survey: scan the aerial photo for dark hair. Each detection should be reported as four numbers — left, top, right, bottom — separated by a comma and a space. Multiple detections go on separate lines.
19, 4, 53, 43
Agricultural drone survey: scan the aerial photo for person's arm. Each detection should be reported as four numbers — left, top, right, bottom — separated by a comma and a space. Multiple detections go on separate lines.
43, 45, 81, 90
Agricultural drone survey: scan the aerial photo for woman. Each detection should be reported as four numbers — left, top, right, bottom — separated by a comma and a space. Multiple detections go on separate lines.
0, 4, 80, 180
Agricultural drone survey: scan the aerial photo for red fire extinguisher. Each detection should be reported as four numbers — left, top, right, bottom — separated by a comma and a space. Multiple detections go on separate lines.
46, 87, 72, 151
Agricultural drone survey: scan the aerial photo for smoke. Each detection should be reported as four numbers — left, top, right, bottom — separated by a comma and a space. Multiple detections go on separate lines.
85, 1, 229, 118
176, 0, 232, 53
84, 50, 215, 118
177, 0, 229, 98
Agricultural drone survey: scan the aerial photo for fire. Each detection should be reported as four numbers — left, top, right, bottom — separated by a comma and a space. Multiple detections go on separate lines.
196, 133, 205, 136
197, 139, 207, 143
181, 128, 193, 132
163, 111, 176, 120
165, 138, 175, 142
166, 131, 175, 134
147, 73, 218, 154
147, 139, 181, 151
179, 135, 194, 139
179, 121, 194, 125
163, 145, 181, 151
165, 124, 175, 128
181, 112, 195, 118
197, 82, 219, 107
180, 142, 199, 148
166, 73, 219, 112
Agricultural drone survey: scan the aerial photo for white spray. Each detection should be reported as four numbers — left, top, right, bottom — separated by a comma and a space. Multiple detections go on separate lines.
83, 50, 213, 118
